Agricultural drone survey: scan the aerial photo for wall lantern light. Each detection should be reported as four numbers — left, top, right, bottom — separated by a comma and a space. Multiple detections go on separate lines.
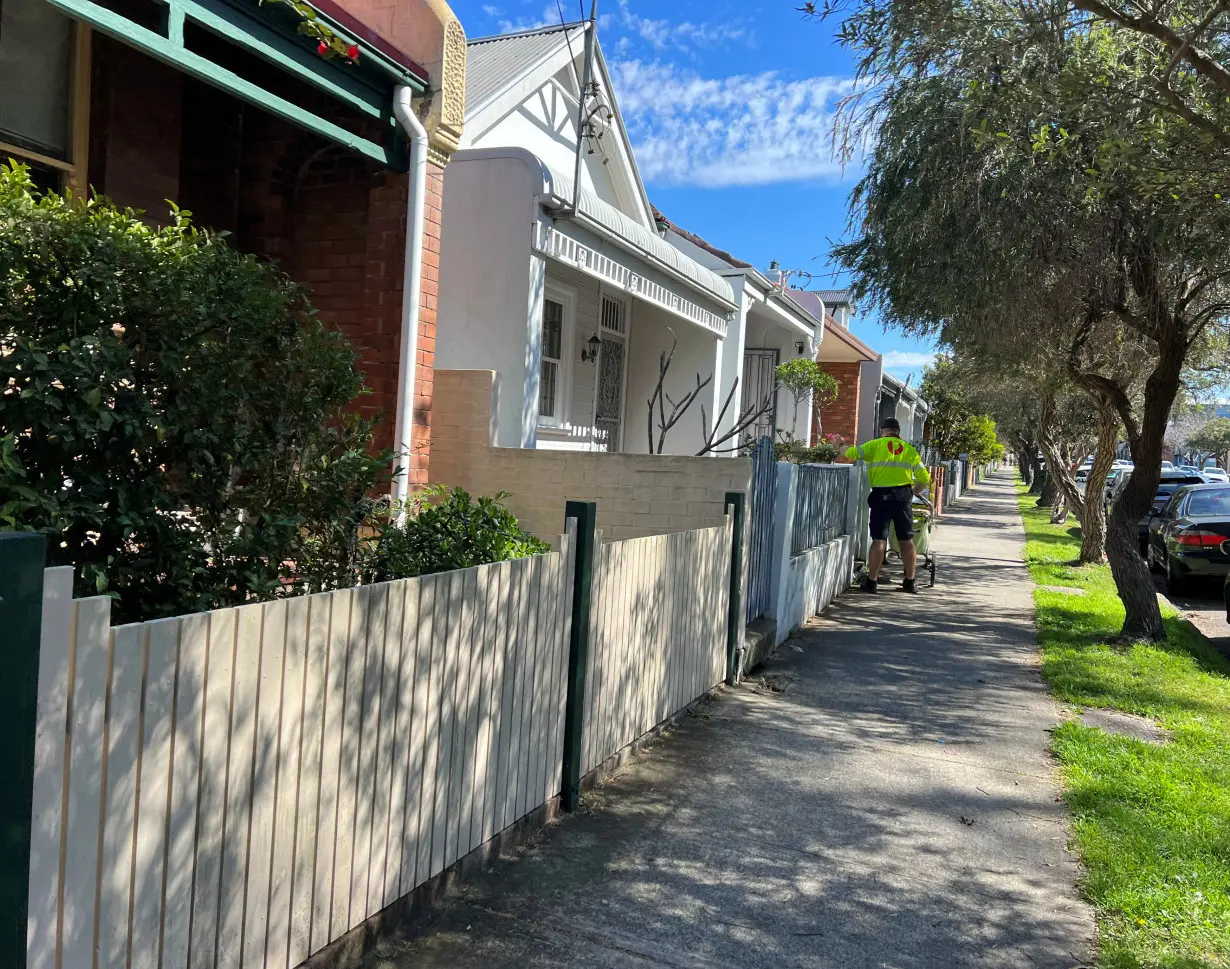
581, 334, 602, 363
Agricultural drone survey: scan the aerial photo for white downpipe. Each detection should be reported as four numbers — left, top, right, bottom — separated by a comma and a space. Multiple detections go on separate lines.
392, 85, 429, 511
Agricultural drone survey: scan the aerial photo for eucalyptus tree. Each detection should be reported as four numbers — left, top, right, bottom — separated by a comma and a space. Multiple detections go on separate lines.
829, 0, 1230, 638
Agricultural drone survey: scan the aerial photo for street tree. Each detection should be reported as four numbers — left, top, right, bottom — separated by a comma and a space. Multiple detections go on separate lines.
827, 0, 1230, 638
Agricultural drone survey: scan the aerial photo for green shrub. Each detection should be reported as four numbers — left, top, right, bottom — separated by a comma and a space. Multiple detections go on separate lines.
367, 487, 551, 582
0, 163, 392, 622
774, 432, 846, 464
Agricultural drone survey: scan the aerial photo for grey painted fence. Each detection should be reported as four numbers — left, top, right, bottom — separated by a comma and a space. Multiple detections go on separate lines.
792, 465, 851, 555
580, 522, 733, 776
745, 436, 776, 622
27, 531, 576, 969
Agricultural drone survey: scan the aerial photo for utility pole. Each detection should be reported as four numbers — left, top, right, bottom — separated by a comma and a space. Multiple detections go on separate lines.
570, 0, 598, 217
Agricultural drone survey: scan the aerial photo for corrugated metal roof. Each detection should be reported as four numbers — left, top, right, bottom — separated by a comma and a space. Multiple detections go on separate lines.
812, 288, 853, 306
542, 163, 736, 306
466, 24, 580, 118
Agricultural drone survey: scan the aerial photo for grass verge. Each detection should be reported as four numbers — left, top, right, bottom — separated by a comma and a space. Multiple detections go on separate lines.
1016, 482, 1230, 968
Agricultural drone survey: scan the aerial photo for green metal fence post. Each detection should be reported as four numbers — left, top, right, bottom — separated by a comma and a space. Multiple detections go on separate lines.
724, 491, 746, 686
561, 501, 597, 812
0, 533, 46, 968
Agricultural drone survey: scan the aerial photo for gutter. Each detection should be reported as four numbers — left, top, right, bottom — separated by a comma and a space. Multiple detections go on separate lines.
391, 86, 429, 511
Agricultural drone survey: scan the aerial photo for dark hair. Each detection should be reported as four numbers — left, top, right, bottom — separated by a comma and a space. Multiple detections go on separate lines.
881, 417, 901, 431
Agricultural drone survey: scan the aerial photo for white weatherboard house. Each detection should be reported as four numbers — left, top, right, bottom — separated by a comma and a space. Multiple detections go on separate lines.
654, 214, 822, 447
437, 22, 772, 455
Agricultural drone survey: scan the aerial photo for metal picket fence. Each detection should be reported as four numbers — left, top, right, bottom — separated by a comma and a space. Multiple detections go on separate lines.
792, 465, 850, 555
745, 436, 776, 622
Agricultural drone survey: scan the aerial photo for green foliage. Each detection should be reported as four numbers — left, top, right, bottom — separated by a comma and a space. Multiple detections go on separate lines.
0, 163, 393, 622
1185, 418, 1230, 464
774, 432, 845, 464
1017, 482, 1230, 967
957, 414, 1005, 464
775, 358, 840, 407
920, 359, 1005, 462
367, 487, 550, 582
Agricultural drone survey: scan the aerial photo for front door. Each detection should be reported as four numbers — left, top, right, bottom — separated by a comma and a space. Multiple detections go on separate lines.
742, 348, 779, 445
594, 294, 628, 451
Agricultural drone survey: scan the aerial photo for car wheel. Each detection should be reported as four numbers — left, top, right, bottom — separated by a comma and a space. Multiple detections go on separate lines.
1166, 557, 1188, 597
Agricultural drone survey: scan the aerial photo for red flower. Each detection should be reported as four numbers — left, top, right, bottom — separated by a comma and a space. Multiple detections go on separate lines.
347, 44, 359, 60
317, 40, 329, 55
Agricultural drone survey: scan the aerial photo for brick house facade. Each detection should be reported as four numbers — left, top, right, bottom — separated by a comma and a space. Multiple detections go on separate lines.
6, 0, 465, 489
814, 360, 862, 449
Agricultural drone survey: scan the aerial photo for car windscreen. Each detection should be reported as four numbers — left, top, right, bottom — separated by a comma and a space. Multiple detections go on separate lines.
1186, 490, 1230, 517
1154, 478, 1205, 501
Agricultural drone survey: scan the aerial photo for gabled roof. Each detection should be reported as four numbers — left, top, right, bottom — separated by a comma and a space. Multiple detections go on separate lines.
466, 23, 580, 117
822, 316, 877, 361
463, 23, 655, 229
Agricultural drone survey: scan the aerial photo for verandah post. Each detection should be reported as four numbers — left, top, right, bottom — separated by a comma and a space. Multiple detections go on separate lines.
0, 532, 47, 968
561, 501, 597, 813
724, 491, 746, 685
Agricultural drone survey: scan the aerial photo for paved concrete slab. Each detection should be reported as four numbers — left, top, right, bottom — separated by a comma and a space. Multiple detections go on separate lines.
379, 472, 1095, 969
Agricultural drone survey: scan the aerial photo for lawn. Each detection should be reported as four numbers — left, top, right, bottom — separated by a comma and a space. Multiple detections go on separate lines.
1016, 482, 1230, 968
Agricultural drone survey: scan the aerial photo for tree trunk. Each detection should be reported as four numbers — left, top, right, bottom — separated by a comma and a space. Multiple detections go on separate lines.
1077, 400, 1119, 565
1103, 335, 1187, 642
1037, 473, 1057, 507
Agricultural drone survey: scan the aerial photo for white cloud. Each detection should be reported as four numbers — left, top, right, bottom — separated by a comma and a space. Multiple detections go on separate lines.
881, 351, 937, 370
497, 3, 561, 33
481, 4, 503, 16
614, 0, 752, 52
608, 60, 856, 187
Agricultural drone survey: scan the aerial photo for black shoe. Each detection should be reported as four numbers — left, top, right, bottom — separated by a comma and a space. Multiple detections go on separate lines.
861, 578, 878, 594
902, 578, 918, 594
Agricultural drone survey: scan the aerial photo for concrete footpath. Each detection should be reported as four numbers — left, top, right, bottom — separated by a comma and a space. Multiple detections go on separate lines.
380, 471, 1095, 969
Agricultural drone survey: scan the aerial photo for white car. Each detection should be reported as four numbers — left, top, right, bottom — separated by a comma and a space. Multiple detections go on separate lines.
1204, 467, 1230, 483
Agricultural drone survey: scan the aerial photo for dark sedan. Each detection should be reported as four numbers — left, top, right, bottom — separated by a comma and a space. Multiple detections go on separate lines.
1138, 472, 1206, 555
1147, 483, 1230, 595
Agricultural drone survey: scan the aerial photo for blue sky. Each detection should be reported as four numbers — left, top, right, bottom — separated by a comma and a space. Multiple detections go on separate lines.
453, 0, 938, 380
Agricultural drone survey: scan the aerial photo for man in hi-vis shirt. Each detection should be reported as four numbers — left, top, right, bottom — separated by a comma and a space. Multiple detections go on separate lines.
845, 418, 931, 593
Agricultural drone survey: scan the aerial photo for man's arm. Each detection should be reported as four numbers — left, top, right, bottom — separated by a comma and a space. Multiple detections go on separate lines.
911, 452, 932, 495
845, 443, 862, 462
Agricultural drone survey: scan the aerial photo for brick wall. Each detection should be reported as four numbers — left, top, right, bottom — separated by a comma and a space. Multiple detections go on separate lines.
85, 45, 438, 483
813, 361, 862, 456
432, 370, 752, 543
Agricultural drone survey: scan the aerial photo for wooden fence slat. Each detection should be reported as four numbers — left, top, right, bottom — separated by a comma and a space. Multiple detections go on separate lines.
455, 567, 480, 863
97, 624, 143, 969
481, 565, 509, 845
542, 548, 564, 803
27, 566, 74, 969
412, 575, 439, 888
216, 604, 263, 969
187, 606, 237, 969
351, 584, 387, 929
243, 600, 288, 966
330, 586, 368, 939
497, 561, 522, 833
129, 618, 178, 969
467, 566, 493, 856
312, 590, 351, 954
392, 579, 422, 900
434, 570, 463, 873
162, 612, 208, 969
375, 580, 408, 910
282, 594, 316, 969
61, 596, 111, 969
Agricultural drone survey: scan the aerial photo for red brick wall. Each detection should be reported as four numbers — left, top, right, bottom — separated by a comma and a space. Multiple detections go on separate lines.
84, 44, 438, 485
813, 361, 862, 455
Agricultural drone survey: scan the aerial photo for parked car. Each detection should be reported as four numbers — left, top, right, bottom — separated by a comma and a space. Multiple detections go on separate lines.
1178, 465, 1204, 476
1203, 466, 1229, 483
1139, 472, 1208, 555
1148, 484, 1230, 594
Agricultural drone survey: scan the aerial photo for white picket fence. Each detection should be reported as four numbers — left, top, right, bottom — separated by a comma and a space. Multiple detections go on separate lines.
581, 522, 732, 776
27, 528, 576, 969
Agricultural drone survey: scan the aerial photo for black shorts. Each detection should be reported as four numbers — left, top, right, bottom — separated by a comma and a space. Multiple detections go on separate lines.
868, 486, 914, 542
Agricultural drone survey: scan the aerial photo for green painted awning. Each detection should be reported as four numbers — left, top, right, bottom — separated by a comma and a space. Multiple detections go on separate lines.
44, 0, 428, 169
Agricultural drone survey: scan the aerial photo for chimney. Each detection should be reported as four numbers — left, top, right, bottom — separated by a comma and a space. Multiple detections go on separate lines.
765, 259, 784, 287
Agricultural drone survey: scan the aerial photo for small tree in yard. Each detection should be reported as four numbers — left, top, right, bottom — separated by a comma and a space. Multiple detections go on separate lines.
1186, 417, 1230, 467
0, 164, 395, 622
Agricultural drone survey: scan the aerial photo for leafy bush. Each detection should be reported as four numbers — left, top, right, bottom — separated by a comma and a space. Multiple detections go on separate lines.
0, 163, 392, 622
775, 432, 846, 464
367, 487, 550, 582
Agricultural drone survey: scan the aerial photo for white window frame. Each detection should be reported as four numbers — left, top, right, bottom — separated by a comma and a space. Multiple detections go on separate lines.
538, 280, 577, 428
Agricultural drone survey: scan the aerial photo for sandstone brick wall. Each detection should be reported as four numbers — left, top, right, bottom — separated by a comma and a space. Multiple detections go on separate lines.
431, 370, 753, 543
813, 361, 862, 458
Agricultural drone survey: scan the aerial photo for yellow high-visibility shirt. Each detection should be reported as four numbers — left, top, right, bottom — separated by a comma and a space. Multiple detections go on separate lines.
844, 436, 932, 488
